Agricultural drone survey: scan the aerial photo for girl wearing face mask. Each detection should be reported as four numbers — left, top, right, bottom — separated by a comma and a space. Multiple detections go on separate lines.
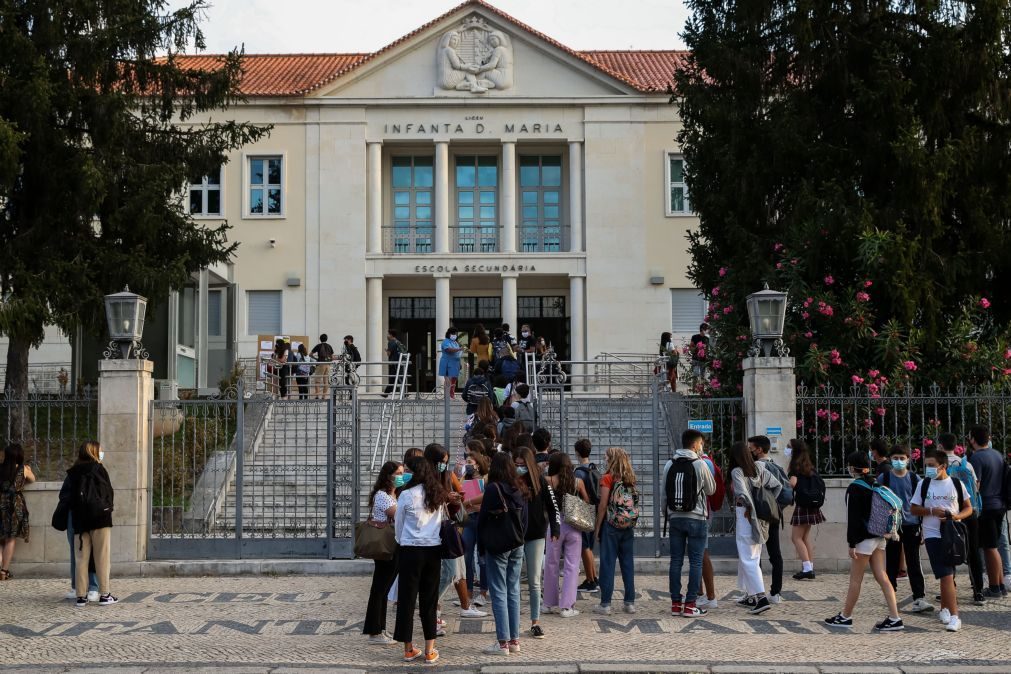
787, 439, 825, 581
363, 461, 404, 644
877, 445, 930, 613
67, 441, 116, 607
513, 446, 559, 638
438, 328, 463, 399
544, 452, 590, 618
461, 448, 491, 606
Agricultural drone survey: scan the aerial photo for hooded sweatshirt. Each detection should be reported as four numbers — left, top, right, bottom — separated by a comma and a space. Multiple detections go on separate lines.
66, 461, 114, 533
663, 449, 717, 521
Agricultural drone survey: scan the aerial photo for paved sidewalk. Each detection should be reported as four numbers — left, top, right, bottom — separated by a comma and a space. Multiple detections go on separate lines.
2, 573, 1009, 673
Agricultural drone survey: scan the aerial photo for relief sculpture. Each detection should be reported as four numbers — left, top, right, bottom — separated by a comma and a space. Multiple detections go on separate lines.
437, 16, 513, 94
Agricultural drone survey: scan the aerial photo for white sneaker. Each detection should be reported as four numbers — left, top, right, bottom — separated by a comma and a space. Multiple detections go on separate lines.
907, 598, 934, 613
473, 595, 487, 607
87, 590, 100, 602
768, 594, 783, 604
1003, 574, 1011, 588
696, 597, 719, 609
368, 633, 395, 645
592, 604, 612, 615
65, 590, 78, 600
623, 603, 637, 614
938, 608, 951, 625
945, 616, 962, 632
483, 642, 509, 655
435, 627, 447, 637
460, 606, 488, 618
451, 600, 461, 607
559, 607, 580, 618
543, 605, 558, 614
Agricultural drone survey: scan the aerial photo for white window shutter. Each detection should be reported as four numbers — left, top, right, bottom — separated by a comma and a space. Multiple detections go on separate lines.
247, 291, 281, 334
671, 289, 706, 334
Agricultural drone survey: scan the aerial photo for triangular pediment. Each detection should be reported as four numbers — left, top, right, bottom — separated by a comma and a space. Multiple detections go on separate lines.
311, 3, 639, 99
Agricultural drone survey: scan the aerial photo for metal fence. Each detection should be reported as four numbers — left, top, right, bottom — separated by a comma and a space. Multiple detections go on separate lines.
0, 362, 74, 396
0, 388, 98, 481
796, 382, 1011, 476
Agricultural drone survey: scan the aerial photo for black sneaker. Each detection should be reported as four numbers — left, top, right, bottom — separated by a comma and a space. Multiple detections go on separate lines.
824, 613, 853, 628
577, 580, 598, 593
736, 595, 757, 607
75, 596, 88, 608
982, 587, 1004, 599
874, 616, 904, 632
973, 592, 986, 606
749, 596, 772, 614
792, 570, 816, 580
529, 624, 545, 639
98, 594, 118, 606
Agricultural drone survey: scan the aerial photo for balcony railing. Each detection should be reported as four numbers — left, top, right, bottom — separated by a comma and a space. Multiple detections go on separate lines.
381, 224, 570, 254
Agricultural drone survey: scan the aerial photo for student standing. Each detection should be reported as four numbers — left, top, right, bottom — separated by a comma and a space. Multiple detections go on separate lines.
748, 436, 787, 603
573, 438, 601, 592
788, 439, 825, 581
728, 441, 781, 615
878, 445, 931, 612
438, 328, 463, 399
309, 334, 335, 398
967, 425, 1009, 598
461, 449, 490, 607
363, 461, 403, 644
910, 448, 974, 631
824, 451, 903, 631
0, 443, 35, 580
514, 446, 559, 638
67, 441, 117, 606
544, 452, 590, 618
593, 447, 640, 615
938, 432, 985, 604
393, 456, 447, 664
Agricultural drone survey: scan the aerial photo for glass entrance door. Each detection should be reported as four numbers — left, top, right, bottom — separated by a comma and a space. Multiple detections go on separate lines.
388, 297, 436, 393
452, 296, 502, 379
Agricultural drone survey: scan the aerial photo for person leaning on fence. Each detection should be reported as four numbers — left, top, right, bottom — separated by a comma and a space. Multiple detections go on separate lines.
309, 334, 335, 399
66, 441, 117, 607
0, 443, 35, 581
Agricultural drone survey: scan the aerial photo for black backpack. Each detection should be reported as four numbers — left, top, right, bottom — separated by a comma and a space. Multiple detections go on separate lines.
462, 377, 491, 404
665, 456, 701, 513
75, 469, 113, 522
921, 477, 969, 566
1001, 460, 1011, 508
575, 463, 602, 506
794, 472, 828, 509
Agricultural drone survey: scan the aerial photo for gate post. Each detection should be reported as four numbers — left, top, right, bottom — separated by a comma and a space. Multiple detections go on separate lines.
742, 356, 796, 469
97, 358, 154, 563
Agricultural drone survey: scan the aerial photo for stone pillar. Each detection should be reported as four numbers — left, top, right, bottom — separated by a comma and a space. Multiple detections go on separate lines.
98, 359, 154, 563
569, 275, 586, 362
435, 141, 450, 254
742, 356, 797, 468
502, 273, 518, 337
366, 276, 383, 392
501, 141, 517, 253
568, 141, 583, 252
196, 269, 209, 389
435, 273, 451, 393
366, 141, 383, 254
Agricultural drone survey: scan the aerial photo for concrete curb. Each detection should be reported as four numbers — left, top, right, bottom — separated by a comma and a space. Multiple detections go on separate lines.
9, 665, 1009, 674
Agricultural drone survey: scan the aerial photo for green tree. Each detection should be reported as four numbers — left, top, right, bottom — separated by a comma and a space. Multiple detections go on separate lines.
674, 0, 1011, 395
0, 0, 269, 399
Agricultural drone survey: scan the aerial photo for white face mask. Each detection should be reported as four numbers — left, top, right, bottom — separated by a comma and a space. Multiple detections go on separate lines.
521, 331, 530, 338
98, 450, 105, 462
783, 447, 793, 458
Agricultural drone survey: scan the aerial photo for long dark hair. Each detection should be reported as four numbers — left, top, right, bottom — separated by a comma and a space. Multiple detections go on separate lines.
547, 452, 577, 495
660, 331, 672, 352
403, 455, 448, 511
475, 323, 489, 345
487, 451, 519, 491
788, 438, 815, 477
0, 443, 25, 484
726, 440, 757, 490
368, 461, 401, 512
513, 445, 539, 498
424, 442, 452, 489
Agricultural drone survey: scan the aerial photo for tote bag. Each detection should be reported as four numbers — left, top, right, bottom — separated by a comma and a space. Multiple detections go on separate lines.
353, 519, 396, 560
562, 492, 596, 532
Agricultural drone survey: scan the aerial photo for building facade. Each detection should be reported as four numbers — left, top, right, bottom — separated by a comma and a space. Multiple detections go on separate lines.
2, 0, 707, 392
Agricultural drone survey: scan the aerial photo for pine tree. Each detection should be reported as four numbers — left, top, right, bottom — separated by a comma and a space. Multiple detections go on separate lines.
674, 0, 1011, 394
0, 0, 269, 399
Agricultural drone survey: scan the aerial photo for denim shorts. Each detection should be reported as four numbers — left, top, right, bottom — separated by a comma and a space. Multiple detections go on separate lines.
924, 538, 955, 579
581, 529, 594, 551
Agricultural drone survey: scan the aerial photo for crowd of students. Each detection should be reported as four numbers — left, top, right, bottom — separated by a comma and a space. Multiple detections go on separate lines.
360, 420, 1010, 664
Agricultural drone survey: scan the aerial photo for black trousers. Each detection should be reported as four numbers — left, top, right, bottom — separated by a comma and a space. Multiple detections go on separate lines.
886, 523, 925, 600
964, 515, 984, 594
363, 551, 399, 636
764, 522, 783, 596
296, 375, 309, 399
394, 545, 441, 643
384, 364, 398, 395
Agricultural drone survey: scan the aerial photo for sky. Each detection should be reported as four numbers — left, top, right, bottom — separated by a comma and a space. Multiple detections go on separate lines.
166, 0, 690, 55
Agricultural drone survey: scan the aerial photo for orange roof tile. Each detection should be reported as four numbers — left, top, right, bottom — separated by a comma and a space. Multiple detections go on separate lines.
170, 1, 686, 96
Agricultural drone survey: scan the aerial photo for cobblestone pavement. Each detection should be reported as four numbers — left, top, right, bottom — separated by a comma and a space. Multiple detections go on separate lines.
1, 572, 1009, 673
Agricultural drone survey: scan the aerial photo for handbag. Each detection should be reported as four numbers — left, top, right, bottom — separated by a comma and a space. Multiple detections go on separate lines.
354, 518, 396, 560
940, 516, 968, 567
440, 506, 465, 559
52, 497, 70, 532
562, 492, 596, 532
478, 483, 525, 555
751, 479, 780, 524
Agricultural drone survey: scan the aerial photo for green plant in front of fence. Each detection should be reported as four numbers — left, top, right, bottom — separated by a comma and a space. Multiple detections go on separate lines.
151, 408, 236, 510
0, 399, 98, 481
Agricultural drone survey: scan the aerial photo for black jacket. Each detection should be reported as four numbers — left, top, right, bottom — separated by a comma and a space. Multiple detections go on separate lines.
66, 462, 114, 533
524, 475, 560, 542
845, 475, 875, 548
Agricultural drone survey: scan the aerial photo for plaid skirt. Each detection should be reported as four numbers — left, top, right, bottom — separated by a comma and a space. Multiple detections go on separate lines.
791, 506, 825, 526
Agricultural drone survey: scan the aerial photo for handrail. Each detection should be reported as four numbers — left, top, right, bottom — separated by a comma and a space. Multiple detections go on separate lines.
370, 352, 410, 469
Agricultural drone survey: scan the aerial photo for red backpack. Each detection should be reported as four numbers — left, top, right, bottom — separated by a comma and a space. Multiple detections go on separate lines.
701, 454, 726, 513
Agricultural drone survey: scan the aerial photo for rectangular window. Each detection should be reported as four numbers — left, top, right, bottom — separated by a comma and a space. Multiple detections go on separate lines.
519, 155, 563, 252
248, 156, 283, 215
455, 156, 498, 252
453, 297, 502, 321
518, 296, 565, 319
247, 290, 281, 334
671, 289, 707, 334
207, 289, 223, 337
390, 156, 434, 253
666, 153, 690, 215
189, 167, 222, 216
389, 297, 435, 320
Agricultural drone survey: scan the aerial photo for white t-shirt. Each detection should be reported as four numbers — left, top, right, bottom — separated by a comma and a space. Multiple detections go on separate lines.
372, 490, 396, 523
910, 476, 962, 540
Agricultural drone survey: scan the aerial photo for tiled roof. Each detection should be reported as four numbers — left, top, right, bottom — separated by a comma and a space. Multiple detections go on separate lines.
170, 0, 687, 96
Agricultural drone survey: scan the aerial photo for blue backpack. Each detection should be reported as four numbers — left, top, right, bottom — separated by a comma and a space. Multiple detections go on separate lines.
850, 479, 903, 540
947, 457, 982, 514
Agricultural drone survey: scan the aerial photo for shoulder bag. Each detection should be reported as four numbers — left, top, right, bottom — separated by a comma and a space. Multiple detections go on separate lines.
561, 489, 596, 533
354, 517, 396, 560
440, 505, 465, 559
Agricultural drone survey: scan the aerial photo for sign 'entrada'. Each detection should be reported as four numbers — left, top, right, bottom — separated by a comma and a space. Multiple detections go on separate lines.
383, 122, 563, 135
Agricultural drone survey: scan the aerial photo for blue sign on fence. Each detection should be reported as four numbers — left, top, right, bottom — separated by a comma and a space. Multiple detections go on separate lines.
688, 419, 714, 434
766, 426, 783, 436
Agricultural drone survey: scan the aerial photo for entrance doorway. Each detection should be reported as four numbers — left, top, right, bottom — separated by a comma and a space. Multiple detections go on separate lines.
452, 296, 502, 380
519, 295, 568, 361
388, 297, 436, 393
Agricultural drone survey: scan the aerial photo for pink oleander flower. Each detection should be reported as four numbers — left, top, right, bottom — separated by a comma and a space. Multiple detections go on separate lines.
863, 419, 874, 429
875, 407, 887, 416
864, 280, 873, 288
804, 331, 813, 338
718, 267, 727, 277
923, 438, 934, 447
796, 419, 804, 428
1004, 368, 1011, 376
803, 297, 813, 308
867, 383, 880, 395
808, 427, 816, 434
911, 448, 921, 460
830, 411, 840, 422
818, 302, 834, 317
774, 242, 784, 252
824, 275, 835, 285
711, 286, 720, 297
929, 418, 941, 427
723, 306, 732, 314
878, 376, 889, 385
868, 369, 880, 378
902, 360, 918, 371
776, 262, 783, 269
852, 375, 864, 384
791, 258, 799, 265
829, 349, 842, 365
954, 445, 966, 456
980, 297, 991, 309
801, 311, 810, 320
1004, 348, 1011, 360
816, 408, 829, 419
709, 377, 721, 389
856, 292, 870, 302
712, 359, 722, 370
821, 435, 830, 443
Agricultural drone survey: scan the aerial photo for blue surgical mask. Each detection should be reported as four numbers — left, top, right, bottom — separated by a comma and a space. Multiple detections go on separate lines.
437, 462, 448, 473
891, 459, 907, 470
924, 466, 938, 479
464, 465, 476, 479
516, 466, 528, 476
395, 473, 411, 488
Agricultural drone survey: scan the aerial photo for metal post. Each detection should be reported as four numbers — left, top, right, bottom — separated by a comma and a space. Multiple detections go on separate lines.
326, 385, 335, 558
443, 387, 451, 449
234, 377, 245, 558
558, 386, 568, 457
651, 377, 662, 557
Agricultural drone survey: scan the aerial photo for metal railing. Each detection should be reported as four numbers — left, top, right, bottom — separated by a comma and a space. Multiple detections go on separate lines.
0, 362, 74, 396
0, 388, 98, 481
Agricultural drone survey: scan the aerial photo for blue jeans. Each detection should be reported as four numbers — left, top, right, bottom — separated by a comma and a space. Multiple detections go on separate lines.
999, 516, 1011, 576
668, 517, 708, 603
463, 514, 486, 593
484, 546, 523, 642
67, 513, 98, 593
523, 538, 545, 621
598, 523, 636, 606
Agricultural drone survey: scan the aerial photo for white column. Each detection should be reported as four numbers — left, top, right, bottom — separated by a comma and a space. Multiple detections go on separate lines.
366, 142, 383, 254
742, 356, 797, 466
435, 141, 450, 253
435, 274, 451, 393
366, 276, 384, 392
501, 141, 517, 253
569, 275, 586, 362
196, 268, 210, 389
502, 273, 518, 337
568, 141, 583, 253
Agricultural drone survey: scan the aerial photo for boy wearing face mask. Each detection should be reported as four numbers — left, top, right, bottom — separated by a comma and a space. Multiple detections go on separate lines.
878, 445, 931, 613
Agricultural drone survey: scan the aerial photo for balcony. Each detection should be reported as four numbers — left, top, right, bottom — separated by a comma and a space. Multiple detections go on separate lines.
382, 225, 569, 254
